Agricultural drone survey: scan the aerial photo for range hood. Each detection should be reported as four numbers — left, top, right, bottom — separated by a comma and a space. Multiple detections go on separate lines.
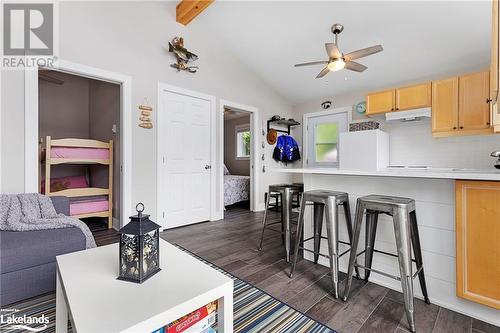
385, 107, 431, 121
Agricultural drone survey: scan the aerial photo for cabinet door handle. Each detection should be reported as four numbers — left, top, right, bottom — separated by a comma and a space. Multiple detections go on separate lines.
487, 98, 493, 104
453, 127, 457, 130
487, 122, 491, 126
459, 126, 464, 129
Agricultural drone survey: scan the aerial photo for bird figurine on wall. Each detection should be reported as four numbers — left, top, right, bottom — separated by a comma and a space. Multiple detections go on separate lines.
168, 37, 199, 73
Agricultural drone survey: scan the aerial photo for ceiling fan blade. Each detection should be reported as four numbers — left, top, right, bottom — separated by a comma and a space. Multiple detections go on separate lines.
294, 60, 328, 67
344, 45, 383, 61
325, 43, 341, 59
316, 66, 330, 78
345, 61, 368, 72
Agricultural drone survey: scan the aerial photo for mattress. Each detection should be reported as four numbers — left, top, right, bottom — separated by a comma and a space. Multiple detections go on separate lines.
70, 196, 109, 216
51, 147, 109, 160
224, 175, 250, 206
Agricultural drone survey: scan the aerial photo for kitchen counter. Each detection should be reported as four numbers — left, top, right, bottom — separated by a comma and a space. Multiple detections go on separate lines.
271, 167, 500, 326
273, 167, 500, 181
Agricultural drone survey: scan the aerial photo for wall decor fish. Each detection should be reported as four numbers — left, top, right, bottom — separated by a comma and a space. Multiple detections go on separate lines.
168, 37, 199, 73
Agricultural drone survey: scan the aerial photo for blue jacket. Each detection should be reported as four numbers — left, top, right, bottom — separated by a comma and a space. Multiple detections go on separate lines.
273, 135, 301, 163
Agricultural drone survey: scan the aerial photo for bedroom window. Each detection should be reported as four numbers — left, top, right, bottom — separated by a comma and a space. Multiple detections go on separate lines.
235, 124, 251, 160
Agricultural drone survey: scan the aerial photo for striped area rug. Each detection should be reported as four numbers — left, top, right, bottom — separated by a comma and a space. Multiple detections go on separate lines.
1, 248, 336, 333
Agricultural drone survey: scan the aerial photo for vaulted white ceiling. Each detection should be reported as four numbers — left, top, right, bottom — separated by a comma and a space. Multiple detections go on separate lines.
196, 1, 491, 105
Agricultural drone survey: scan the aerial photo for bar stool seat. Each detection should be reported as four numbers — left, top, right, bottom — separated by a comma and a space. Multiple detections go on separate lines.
289, 189, 360, 299
259, 184, 303, 262
358, 195, 416, 211
343, 194, 430, 333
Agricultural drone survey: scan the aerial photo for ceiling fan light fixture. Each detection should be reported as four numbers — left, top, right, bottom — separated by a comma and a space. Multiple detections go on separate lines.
327, 58, 345, 72
294, 23, 383, 78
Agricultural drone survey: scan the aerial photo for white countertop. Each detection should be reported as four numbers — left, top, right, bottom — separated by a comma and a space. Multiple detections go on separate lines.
272, 167, 500, 181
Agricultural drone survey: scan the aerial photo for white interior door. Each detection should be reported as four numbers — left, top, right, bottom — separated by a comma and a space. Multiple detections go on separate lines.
158, 90, 212, 229
306, 111, 348, 168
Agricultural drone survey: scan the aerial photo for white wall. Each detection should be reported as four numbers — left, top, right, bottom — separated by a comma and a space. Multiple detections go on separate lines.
0, 2, 293, 219
292, 92, 500, 171
39, 72, 91, 140
1, 70, 25, 194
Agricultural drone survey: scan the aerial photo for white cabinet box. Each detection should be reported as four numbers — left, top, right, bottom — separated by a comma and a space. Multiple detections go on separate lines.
339, 129, 390, 170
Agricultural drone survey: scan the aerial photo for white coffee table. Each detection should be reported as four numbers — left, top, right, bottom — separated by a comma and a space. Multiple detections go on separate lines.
55, 239, 233, 333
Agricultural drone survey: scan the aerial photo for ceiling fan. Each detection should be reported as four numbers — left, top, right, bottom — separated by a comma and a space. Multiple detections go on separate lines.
295, 24, 383, 78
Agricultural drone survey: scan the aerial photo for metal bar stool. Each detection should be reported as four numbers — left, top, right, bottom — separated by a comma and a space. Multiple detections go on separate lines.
258, 184, 303, 262
289, 190, 360, 299
264, 183, 304, 230
343, 195, 430, 333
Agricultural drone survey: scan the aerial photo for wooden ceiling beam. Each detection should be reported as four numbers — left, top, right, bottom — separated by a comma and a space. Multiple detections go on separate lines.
176, 0, 214, 26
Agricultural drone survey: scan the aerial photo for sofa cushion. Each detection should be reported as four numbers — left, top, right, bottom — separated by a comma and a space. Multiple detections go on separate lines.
0, 227, 86, 274
1, 262, 56, 306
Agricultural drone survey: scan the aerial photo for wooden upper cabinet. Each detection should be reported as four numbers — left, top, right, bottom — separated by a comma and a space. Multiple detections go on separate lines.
432, 77, 459, 133
366, 89, 395, 115
456, 180, 500, 309
395, 83, 432, 111
459, 71, 490, 130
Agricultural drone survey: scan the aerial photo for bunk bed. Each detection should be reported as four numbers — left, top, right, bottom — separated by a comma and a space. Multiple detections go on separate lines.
41, 136, 113, 229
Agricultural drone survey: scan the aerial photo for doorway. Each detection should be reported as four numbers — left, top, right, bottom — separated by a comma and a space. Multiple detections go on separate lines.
157, 83, 217, 229
24, 60, 132, 230
38, 70, 121, 229
303, 107, 351, 168
219, 100, 259, 216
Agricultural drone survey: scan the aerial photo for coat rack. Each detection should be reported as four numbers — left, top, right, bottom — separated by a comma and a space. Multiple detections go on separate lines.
267, 118, 300, 135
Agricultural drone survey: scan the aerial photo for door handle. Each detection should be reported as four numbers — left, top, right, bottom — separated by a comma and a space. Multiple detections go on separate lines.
205, 164, 211, 170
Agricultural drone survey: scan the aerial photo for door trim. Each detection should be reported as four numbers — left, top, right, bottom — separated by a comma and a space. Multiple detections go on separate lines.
156, 83, 217, 228
302, 106, 352, 168
24, 59, 133, 230
219, 100, 259, 216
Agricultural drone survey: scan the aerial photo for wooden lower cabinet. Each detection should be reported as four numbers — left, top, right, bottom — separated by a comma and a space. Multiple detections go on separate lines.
456, 180, 500, 309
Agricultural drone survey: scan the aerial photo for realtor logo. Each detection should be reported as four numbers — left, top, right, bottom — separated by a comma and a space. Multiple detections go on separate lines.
3, 3, 53, 56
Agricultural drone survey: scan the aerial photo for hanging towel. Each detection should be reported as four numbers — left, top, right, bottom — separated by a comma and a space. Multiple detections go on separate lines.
273, 135, 301, 163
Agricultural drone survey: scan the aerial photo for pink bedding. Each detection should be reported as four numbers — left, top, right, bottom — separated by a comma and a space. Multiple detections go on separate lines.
41, 175, 88, 193
70, 197, 109, 216
51, 147, 109, 160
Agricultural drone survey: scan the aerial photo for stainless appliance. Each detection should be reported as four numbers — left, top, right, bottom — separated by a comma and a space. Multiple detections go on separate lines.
491, 151, 500, 169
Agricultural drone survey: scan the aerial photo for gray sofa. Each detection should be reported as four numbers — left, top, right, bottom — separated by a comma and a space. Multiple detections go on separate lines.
0, 196, 87, 306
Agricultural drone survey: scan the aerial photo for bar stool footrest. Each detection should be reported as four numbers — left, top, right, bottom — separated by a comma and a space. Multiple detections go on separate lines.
354, 249, 417, 264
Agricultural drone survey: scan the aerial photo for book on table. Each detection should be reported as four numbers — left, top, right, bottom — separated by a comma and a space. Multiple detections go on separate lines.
151, 300, 217, 333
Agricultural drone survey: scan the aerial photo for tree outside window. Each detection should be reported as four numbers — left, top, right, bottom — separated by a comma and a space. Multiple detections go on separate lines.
236, 125, 251, 159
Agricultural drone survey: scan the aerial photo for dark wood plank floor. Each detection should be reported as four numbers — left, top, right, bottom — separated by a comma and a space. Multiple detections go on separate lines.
90, 207, 499, 333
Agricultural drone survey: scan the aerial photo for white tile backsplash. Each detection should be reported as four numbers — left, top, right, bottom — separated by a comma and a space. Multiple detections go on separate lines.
381, 119, 500, 169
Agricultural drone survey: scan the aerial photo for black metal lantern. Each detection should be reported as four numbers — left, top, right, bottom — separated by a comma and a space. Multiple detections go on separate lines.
118, 203, 161, 283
